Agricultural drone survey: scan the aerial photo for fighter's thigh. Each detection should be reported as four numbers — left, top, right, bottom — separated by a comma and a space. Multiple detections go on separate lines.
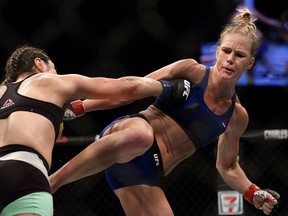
115, 185, 174, 216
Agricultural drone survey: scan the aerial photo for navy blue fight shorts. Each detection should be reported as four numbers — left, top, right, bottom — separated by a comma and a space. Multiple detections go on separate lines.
99, 114, 164, 191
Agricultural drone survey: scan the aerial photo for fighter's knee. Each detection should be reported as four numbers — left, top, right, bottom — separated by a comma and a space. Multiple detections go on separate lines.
131, 127, 153, 144
115, 127, 154, 163
124, 123, 154, 151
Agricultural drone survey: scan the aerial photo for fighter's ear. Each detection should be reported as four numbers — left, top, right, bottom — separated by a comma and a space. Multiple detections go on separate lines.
247, 57, 255, 70
34, 57, 46, 72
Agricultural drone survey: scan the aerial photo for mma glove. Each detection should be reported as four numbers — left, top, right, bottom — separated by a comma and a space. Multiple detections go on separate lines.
159, 79, 191, 104
63, 100, 85, 121
244, 184, 280, 215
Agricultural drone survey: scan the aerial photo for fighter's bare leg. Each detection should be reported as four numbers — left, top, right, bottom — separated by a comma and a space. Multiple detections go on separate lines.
50, 117, 154, 193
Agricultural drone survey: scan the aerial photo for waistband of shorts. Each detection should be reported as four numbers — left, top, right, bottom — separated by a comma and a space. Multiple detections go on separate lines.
0, 144, 49, 171
129, 113, 147, 121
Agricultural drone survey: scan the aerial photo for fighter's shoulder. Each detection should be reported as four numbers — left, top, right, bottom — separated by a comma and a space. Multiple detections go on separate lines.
173, 59, 205, 83
42, 73, 91, 85
231, 102, 249, 131
173, 58, 203, 70
33, 73, 82, 92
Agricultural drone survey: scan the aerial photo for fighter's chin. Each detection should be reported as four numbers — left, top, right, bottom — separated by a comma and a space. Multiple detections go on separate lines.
221, 72, 234, 80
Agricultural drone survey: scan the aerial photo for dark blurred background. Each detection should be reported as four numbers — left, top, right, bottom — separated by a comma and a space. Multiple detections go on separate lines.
1, 0, 288, 215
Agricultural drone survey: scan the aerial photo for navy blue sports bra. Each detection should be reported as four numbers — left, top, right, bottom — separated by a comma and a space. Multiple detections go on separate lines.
0, 74, 64, 139
154, 67, 236, 149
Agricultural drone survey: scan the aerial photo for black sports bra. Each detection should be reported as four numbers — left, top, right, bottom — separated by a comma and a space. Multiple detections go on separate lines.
0, 74, 64, 139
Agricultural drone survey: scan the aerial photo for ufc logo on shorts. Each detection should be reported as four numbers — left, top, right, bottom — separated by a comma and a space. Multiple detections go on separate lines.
183, 80, 190, 99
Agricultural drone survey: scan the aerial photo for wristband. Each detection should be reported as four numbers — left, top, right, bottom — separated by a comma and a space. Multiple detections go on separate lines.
70, 100, 85, 116
244, 184, 260, 204
159, 80, 171, 98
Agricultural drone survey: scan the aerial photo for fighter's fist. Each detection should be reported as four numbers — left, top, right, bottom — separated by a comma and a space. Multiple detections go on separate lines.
63, 100, 85, 121
245, 184, 280, 215
159, 79, 190, 104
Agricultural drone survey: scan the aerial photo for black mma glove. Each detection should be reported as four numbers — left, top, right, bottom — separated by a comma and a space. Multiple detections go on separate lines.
159, 79, 190, 104
261, 189, 280, 216
245, 184, 280, 215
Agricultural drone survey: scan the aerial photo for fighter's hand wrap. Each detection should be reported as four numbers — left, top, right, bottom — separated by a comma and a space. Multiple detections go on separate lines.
244, 184, 280, 215
63, 100, 85, 121
159, 79, 191, 104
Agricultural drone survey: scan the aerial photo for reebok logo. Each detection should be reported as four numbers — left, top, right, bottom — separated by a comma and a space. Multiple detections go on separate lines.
1, 99, 14, 110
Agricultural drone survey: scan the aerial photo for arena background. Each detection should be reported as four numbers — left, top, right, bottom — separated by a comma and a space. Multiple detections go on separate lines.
0, 0, 288, 215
